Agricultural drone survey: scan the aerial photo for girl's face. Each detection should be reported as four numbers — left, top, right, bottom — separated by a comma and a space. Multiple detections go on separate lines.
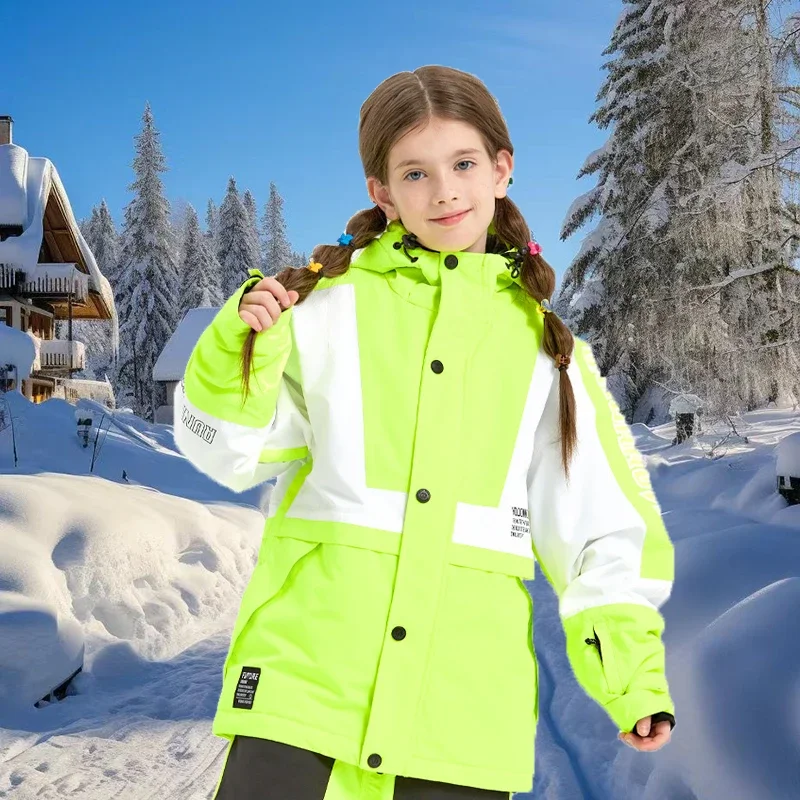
367, 117, 513, 254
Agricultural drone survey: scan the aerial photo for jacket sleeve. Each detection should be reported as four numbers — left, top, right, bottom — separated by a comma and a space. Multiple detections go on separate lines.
174, 269, 312, 493
527, 336, 676, 734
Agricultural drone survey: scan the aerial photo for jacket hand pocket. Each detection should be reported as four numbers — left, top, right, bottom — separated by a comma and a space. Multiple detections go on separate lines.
223, 536, 321, 683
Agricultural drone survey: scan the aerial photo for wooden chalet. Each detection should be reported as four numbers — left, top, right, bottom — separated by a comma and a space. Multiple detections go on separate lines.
0, 115, 117, 404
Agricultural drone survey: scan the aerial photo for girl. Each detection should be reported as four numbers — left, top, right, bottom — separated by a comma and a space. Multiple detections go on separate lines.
175, 65, 676, 800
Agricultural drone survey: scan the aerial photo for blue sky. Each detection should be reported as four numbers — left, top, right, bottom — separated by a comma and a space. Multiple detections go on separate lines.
5, 0, 622, 286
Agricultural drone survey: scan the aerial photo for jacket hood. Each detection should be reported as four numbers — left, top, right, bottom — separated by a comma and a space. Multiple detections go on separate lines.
348, 219, 525, 296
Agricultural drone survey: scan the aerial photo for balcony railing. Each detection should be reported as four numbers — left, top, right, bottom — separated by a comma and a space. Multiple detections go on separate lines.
0, 262, 89, 302
39, 339, 85, 371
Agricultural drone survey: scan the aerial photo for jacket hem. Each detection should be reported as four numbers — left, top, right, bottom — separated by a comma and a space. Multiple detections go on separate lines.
212, 708, 362, 763
211, 710, 534, 794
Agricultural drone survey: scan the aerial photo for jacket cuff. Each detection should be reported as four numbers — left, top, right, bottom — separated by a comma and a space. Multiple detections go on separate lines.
604, 689, 676, 734
649, 711, 676, 731
562, 602, 676, 734
212, 269, 292, 350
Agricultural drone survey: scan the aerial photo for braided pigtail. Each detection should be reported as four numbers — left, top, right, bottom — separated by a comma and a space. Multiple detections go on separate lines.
491, 195, 577, 482
239, 205, 389, 403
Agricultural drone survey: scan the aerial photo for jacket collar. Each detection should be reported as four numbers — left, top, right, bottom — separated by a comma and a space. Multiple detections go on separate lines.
349, 219, 524, 295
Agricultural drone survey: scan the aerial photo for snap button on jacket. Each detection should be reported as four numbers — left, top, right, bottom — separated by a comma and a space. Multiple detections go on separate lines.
175, 219, 676, 795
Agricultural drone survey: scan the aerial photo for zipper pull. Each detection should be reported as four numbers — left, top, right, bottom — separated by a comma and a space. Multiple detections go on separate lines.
585, 632, 603, 660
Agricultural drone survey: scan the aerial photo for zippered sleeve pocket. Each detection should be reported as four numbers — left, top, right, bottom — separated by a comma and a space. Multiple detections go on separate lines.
585, 620, 625, 696
563, 603, 674, 733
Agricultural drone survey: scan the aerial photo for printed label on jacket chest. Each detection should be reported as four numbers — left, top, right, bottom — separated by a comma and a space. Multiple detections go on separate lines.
233, 666, 261, 709
511, 506, 530, 538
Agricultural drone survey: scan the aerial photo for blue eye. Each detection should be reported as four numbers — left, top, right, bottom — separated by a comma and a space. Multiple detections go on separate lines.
404, 160, 476, 181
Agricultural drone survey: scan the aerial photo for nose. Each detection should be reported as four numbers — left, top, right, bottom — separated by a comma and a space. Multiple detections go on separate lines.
428, 171, 460, 199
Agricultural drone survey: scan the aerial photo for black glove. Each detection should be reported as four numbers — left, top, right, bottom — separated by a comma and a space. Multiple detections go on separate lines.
630, 711, 675, 735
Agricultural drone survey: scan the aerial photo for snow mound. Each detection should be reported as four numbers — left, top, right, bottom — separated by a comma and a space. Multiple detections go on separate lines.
0, 471, 265, 712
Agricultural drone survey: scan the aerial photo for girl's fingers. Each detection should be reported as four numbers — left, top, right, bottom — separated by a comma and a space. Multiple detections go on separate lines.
259, 291, 283, 322
619, 728, 670, 751
238, 309, 262, 332
241, 293, 282, 325
253, 279, 293, 308
238, 283, 298, 332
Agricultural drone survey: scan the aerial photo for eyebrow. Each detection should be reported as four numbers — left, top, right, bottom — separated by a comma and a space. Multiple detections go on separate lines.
394, 148, 483, 170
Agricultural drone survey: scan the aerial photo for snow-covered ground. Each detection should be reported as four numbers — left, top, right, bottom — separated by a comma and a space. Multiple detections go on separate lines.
0, 387, 798, 799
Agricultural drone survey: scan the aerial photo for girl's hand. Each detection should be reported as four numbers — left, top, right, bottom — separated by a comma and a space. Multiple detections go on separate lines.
238, 277, 299, 332
618, 715, 672, 751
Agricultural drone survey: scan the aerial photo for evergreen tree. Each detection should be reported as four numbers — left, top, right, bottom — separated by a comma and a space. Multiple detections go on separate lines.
179, 204, 225, 319
205, 198, 219, 245
217, 177, 258, 298
559, 0, 800, 422
78, 207, 99, 247
113, 102, 179, 420
170, 197, 191, 259
243, 189, 257, 229
242, 189, 262, 275
63, 200, 122, 381
261, 181, 294, 275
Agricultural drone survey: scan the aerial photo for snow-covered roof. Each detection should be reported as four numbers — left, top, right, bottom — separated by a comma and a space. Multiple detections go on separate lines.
669, 393, 705, 415
0, 142, 119, 360
0, 324, 38, 378
153, 306, 221, 382
775, 431, 800, 478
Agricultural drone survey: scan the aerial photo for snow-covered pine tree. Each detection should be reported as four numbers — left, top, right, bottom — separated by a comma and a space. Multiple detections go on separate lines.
242, 189, 262, 277
78, 207, 99, 246
243, 189, 257, 229
217, 177, 259, 298
261, 181, 295, 276
556, 0, 697, 428
179, 204, 225, 320
113, 102, 179, 420
559, 0, 800, 423
659, 0, 800, 411
93, 200, 122, 290
58, 200, 123, 381
205, 198, 219, 245
170, 197, 191, 259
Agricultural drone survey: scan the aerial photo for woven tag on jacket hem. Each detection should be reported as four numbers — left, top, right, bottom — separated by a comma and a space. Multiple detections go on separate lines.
233, 666, 261, 709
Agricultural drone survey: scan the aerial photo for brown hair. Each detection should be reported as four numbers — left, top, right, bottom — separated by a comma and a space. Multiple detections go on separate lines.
239, 65, 577, 480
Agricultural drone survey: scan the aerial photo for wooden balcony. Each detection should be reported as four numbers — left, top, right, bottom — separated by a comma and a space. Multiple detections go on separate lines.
38, 338, 85, 371
0, 262, 89, 303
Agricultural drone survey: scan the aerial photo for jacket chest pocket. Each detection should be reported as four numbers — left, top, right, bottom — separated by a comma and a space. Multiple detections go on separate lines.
585, 620, 625, 696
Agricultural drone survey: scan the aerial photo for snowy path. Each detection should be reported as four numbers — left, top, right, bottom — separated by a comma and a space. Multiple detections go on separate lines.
1, 394, 798, 799
0, 633, 233, 799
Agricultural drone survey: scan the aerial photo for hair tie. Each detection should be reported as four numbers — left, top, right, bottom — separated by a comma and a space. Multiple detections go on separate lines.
527, 240, 542, 256
537, 297, 553, 315
555, 353, 571, 371
306, 232, 355, 275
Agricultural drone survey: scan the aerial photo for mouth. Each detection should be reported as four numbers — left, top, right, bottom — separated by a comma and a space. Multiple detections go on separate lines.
430, 209, 470, 225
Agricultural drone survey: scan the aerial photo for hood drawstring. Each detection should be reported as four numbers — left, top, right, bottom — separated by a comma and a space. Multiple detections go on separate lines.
393, 231, 441, 263
394, 230, 525, 276
501, 246, 525, 280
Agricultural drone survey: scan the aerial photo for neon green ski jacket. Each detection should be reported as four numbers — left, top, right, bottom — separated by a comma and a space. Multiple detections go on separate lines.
175, 219, 676, 794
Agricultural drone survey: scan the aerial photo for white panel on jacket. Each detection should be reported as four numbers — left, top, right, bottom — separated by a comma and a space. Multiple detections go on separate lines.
173, 376, 312, 493
526, 351, 664, 620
